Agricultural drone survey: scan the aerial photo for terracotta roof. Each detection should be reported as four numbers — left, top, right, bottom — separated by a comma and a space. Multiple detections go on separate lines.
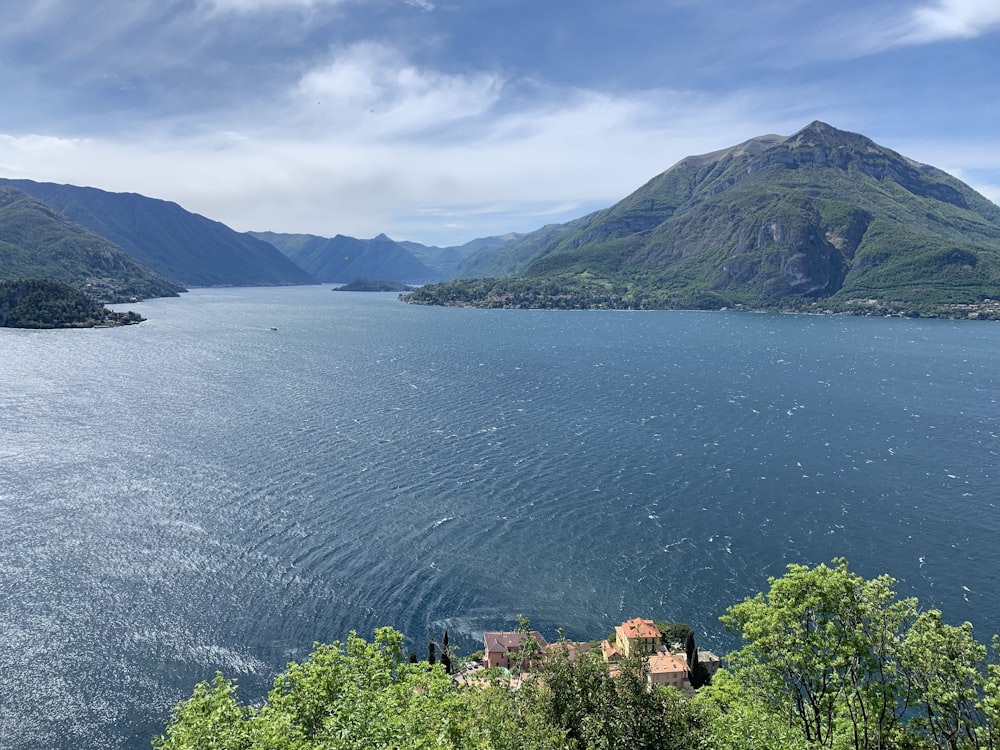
619, 617, 661, 640
601, 639, 622, 661
648, 651, 689, 676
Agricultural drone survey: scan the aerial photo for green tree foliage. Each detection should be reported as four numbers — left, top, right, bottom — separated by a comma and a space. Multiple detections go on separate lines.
722, 558, 1000, 750
512, 614, 541, 676
537, 639, 704, 750
153, 627, 568, 750
0, 278, 144, 328
656, 621, 695, 648
155, 562, 1000, 750
152, 674, 250, 750
693, 670, 812, 750
721, 559, 917, 748
901, 610, 988, 749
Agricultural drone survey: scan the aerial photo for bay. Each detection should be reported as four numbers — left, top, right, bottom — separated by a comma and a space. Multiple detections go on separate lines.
1, 286, 998, 749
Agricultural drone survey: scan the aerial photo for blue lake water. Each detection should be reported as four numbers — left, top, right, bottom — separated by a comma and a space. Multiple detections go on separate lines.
1, 286, 998, 749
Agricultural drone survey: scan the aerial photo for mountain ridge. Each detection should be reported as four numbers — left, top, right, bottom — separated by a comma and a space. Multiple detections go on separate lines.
0, 178, 317, 288
416, 122, 1000, 315
0, 185, 181, 303
255, 230, 518, 284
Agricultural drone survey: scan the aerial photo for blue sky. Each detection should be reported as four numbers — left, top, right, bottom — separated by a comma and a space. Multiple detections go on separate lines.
1, 0, 998, 246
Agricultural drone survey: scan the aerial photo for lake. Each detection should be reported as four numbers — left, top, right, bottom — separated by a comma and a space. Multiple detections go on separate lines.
1, 286, 998, 749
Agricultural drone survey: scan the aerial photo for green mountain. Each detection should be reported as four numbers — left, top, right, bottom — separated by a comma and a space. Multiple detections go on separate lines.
0, 186, 181, 302
417, 122, 1000, 315
0, 179, 316, 288
405, 233, 522, 279
254, 231, 438, 284
255, 231, 510, 284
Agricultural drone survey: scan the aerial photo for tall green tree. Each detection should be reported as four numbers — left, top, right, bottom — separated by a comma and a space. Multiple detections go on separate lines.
900, 610, 988, 749
693, 669, 812, 750
721, 558, 918, 749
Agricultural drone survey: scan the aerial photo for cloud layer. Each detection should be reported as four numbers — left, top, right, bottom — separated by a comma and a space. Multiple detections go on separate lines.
0, 0, 998, 245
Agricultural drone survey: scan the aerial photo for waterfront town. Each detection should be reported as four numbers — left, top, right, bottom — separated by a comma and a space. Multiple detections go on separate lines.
471, 617, 721, 694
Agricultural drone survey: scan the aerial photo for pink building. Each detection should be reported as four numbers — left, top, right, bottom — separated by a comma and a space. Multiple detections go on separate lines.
483, 630, 549, 669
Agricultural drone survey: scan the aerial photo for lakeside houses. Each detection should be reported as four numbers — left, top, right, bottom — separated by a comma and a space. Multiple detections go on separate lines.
602, 617, 692, 692
479, 616, 718, 694
482, 629, 549, 669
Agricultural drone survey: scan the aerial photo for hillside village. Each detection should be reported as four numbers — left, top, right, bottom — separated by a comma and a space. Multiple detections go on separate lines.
472, 616, 720, 694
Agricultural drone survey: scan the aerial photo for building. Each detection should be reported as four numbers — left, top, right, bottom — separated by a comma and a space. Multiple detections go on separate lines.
602, 617, 693, 693
698, 650, 721, 677
483, 630, 549, 669
647, 650, 692, 692
614, 617, 661, 658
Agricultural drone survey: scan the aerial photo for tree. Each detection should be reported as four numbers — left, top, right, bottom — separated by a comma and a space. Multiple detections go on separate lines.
441, 629, 452, 675
656, 621, 694, 649
153, 628, 569, 750
901, 610, 988, 749
693, 670, 812, 750
152, 673, 249, 750
721, 558, 918, 749
538, 636, 612, 745
979, 636, 1000, 749
512, 614, 540, 676
539, 635, 702, 750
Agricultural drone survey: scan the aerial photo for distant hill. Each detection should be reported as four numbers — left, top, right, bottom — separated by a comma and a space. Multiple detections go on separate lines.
0, 278, 145, 328
0, 179, 316, 288
450, 221, 592, 279
0, 186, 181, 302
255, 231, 518, 283
333, 277, 414, 292
416, 122, 1000, 315
404, 234, 522, 279
255, 231, 437, 284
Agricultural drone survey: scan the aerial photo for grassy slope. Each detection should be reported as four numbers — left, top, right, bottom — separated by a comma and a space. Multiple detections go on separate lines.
0, 187, 180, 302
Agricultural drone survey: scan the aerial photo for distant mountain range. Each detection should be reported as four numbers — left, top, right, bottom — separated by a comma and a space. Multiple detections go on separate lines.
252, 230, 518, 284
409, 122, 1000, 316
4, 122, 1000, 317
0, 178, 315, 288
0, 174, 518, 300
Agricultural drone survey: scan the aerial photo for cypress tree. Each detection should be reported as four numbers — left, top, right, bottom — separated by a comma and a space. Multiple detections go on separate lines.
441, 630, 452, 674
684, 631, 696, 668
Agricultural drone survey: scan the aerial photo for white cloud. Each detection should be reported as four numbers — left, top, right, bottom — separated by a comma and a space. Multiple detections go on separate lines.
792, 0, 1000, 62
0, 84, 782, 244
904, 0, 1000, 42
292, 42, 504, 137
3, 36, 994, 246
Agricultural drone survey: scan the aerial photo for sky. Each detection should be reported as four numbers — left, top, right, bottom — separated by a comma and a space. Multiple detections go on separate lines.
1, 0, 999, 247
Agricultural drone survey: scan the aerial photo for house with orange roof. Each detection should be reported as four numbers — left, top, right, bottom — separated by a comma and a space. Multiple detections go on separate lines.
602, 617, 693, 693
614, 617, 661, 658
647, 650, 692, 692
